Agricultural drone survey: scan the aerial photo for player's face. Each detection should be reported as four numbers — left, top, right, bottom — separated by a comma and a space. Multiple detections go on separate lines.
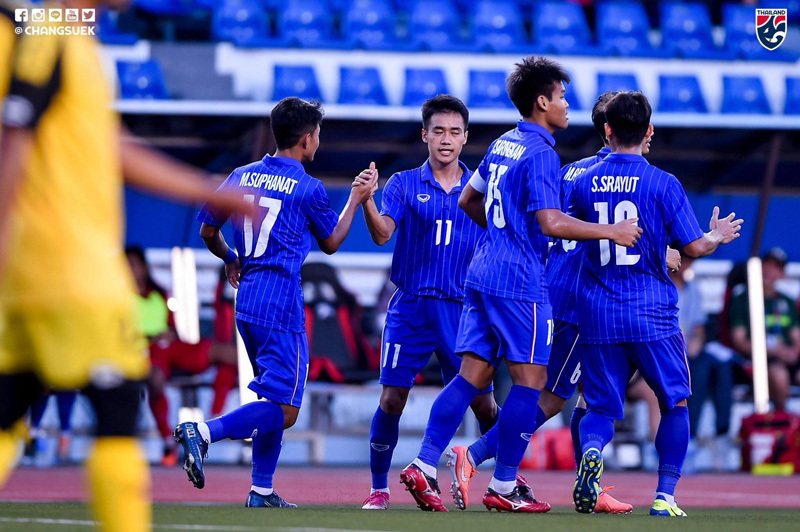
303, 125, 321, 163
642, 124, 655, 155
545, 82, 569, 131
422, 112, 468, 167
762, 260, 785, 290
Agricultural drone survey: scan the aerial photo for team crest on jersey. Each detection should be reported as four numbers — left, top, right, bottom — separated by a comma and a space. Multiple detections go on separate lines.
417, 194, 430, 202
756, 8, 787, 51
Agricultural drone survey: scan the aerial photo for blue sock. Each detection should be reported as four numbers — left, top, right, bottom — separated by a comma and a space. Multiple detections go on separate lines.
369, 406, 401, 490
570, 406, 587, 468
477, 404, 500, 435
30, 396, 48, 429
579, 411, 614, 455
655, 406, 689, 496
205, 401, 284, 443
469, 406, 545, 466
494, 385, 541, 482
418, 375, 479, 468
251, 429, 284, 489
55, 392, 76, 430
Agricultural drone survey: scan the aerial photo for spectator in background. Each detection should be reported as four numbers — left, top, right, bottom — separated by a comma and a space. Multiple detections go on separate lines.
730, 248, 800, 412
26, 391, 77, 465
126, 246, 238, 466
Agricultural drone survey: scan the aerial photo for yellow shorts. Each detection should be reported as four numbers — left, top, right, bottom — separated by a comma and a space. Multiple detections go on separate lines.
0, 306, 149, 390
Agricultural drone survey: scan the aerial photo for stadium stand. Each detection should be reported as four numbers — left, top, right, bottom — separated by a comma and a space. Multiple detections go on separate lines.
278, 0, 339, 49
408, 0, 468, 52
272, 64, 324, 102
338, 67, 389, 105
211, 0, 273, 47
660, 1, 736, 60
533, 1, 599, 56
471, 0, 529, 53
721, 75, 772, 114
468, 70, 514, 108
596, 72, 639, 98
596, 1, 670, 58
403, 67, 449, 107
658, 75, 708, 113
117, 60, 171, 99
344, 0, 404, 50
786, 77, 800, 115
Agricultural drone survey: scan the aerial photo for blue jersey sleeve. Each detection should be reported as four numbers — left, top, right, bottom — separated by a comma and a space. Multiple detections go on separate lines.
663, 176, 704, 247
196, 173, 235, 227
306, 181, 339, 241
380, 173, 405, 224
526, 150, 561, 213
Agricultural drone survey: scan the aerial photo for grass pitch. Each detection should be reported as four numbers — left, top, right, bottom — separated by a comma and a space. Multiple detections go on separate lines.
1, 503, 799, 532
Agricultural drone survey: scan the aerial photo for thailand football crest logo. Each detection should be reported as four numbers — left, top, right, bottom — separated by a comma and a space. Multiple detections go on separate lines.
756, 8, 787, 51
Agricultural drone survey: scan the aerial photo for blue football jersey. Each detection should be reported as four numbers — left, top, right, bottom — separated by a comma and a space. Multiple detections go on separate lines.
571, 153, 704, 343
546, 147, 611, 325
198, 155, 338, 333
466, 121, 561, 303
381, 160, 482, 301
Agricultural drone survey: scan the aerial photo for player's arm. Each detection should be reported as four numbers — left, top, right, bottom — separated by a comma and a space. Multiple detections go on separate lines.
536, 209, 641, 247
361, 163, 396, 245
199, 223, 241, 289
682, 207, 742, 258
0, 128, 33, 274
318, 168, 377, 254
120, 134, 253, 218
459, 182, 487, 229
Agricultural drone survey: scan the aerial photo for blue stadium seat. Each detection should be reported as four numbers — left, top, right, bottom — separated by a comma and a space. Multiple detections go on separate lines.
785, 77, 800, 115
472, 0, 530, 53
403, 68, 449, 107
658, 75, 708, 113
723, 3, 797, 62
409, 0, 470, 51
596, 73, 639, 98
760, 0, 800, 24
272, 65, 323, 102
278, 0, 342, 48
596, 1, 669, 58
344, 0, 408, 51
661, 2, 735, 60
721, 76, 771, 114
468, 70, 512, 109
212, 0, 274, 47
134, 0, 194, 16
96, 10, 139, 45
339, 67, 388, 105
117, 60, 170, 100
533, 1, 599, 56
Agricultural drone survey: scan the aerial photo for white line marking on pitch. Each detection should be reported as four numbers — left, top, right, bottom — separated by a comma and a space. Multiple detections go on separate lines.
0, 518, 392, 532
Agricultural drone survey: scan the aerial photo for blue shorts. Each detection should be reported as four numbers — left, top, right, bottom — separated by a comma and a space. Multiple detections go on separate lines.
456, 288, 553, 367
380, 289, 491, 394
545, 319, 583, 400
582, 333, 691, 420
237, 320, 309, 408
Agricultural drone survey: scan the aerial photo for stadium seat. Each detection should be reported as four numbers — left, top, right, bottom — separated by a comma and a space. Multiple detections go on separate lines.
785, 77, 800, 115
278, 0, 343, 48
96, 10, 139, 45
471, 0, 530, 53
409, 0, 470, 52
212, 0, 274, 47
134, 0, 194, 16
596, 1, 669, 57
468, 70, 513, 108
272, 65, 323, 102
344, 0, 408, 51
760, 0, 800, 23
658, 75, 708, 113
660, 1, 735, 60
403, 68, 449, 107
721, 76, 771, 114
117, 60, 170, 100
533, 1, 600, 56
338, 67, 389, 105
723, 3, 797, 62
596, 73, 639, 98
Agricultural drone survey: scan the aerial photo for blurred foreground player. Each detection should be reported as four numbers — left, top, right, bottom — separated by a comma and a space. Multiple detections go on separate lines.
570, 91, 742, 517
176, 97, 377, 508
360, 95, 496, 510
0, 3, 252, 532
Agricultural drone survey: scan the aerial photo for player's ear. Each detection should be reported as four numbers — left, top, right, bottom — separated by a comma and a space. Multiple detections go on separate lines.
604, 123, 613, 142
463, 129, 468, 145
646, 123, 654, 138
421, 128, 429, 144
301, 132, 311, 150
536, 94, 549, 112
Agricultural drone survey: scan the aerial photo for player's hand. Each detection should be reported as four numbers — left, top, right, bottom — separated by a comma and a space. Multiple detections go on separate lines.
611, 218, 642, 248
225, 259, 242, 289
709, 206, 743, 244
351, 161, 379, 204
666, 248, 681, 272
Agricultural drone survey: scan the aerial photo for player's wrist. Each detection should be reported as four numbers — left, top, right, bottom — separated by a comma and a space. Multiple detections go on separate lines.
223, 248, 237, 264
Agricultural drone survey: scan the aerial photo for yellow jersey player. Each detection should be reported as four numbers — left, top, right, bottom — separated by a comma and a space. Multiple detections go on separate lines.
0, 2, 251, 532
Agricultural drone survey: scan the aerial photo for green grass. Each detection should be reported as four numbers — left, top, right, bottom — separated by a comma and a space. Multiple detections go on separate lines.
1, 503, 799, 532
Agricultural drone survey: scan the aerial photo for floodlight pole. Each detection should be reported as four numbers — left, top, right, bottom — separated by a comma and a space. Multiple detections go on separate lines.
750, 133, 783, 257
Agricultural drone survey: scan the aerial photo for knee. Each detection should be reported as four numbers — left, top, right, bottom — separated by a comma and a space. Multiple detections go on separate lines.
281, 406, 299, 429
379, 387, 408, 416
470, 394, 497, 421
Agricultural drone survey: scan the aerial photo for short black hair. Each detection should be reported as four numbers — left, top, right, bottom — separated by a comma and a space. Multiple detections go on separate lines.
506, 56, 571, 118
270, 97, 324, 150
422, 94, 469, 130
604, 91, 652, 148
591, 91, 619, 141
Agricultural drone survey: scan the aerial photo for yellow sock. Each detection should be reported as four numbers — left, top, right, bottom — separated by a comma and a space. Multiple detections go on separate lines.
86, 437, 151, 532
0, 419, 27, 486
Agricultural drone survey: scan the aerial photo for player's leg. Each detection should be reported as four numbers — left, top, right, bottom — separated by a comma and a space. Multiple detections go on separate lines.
632, 334, 691, 517
0, 373, 43, 485
55, 391, 77, 462
363, 385, 408, 509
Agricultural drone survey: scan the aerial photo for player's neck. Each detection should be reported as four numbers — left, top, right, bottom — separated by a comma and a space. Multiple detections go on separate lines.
521, 114, 556, 134
273, 149, 305, 165
428, 158, 463, 192
611, 144, 643, 156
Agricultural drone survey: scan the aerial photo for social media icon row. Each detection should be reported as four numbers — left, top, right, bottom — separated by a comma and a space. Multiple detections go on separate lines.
14, 8, 95, 23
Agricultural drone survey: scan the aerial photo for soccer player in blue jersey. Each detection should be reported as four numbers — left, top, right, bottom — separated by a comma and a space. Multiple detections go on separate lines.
570, 91, 742, 517
399, 57, 642, 513
360, 96, 497, 511
174, 97, 377, 507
